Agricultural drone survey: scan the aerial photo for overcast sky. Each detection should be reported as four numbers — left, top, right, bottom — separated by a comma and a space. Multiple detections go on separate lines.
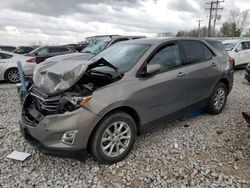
0, 0, 249, 46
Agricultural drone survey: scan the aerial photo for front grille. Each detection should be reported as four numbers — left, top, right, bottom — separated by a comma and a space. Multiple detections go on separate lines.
30, 92, 61, 113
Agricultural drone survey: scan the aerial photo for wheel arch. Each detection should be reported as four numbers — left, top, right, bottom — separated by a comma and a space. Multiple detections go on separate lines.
87, 106, 141, 152
218, 78, 229, 94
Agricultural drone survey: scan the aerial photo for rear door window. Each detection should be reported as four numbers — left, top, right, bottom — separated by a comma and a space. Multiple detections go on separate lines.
182, 41, 213, 64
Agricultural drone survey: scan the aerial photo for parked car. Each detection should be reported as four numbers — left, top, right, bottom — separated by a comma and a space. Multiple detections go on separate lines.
0, 45, 16, 52
46, 36, 146, 63
222, 39, 250, 67
82, 35, 145, 58
19, 38, 234, 164
12, 46, 34, 54
0, 51, 36, 83
26, 45, 76, 64
245, 63, 250, 82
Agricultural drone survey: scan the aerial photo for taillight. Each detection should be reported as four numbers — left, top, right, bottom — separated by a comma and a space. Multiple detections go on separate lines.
26, 58, 36, 63
229, 57, 235, 67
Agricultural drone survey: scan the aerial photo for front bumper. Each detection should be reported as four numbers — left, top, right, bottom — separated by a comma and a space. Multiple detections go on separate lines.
20, 107, 100, 159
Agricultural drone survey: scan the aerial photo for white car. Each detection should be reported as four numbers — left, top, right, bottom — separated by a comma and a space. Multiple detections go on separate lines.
0, 50, 36, 83
222, 39, 250, 67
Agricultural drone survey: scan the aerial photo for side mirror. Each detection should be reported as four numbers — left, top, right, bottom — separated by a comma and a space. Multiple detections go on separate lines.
147, 64, 161, 74
34, 52, 38, 56
139, 64, 161, 77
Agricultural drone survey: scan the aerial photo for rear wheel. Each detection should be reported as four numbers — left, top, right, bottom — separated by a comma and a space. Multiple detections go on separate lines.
90, 111, 136, 164
206, 82, 227, 114
5, 68, 20, 83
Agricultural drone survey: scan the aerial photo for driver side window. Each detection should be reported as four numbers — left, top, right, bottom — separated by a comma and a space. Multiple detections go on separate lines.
148, 43, 181, 73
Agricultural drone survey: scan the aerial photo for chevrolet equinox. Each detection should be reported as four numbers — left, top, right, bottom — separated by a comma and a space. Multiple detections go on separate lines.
20, 38, 234, 164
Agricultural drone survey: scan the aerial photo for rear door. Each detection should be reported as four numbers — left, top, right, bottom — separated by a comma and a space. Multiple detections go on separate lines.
180, 40, 221, 106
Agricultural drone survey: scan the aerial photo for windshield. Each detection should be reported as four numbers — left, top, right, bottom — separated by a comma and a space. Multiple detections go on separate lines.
222, 42, 237, 51
92, 43, 151, 73
82, 40, 109, 55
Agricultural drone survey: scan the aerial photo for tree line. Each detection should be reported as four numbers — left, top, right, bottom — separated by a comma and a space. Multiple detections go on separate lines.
158, 8, 250, 38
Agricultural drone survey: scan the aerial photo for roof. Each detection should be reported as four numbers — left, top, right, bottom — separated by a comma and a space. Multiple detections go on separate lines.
122, 37, 215, 45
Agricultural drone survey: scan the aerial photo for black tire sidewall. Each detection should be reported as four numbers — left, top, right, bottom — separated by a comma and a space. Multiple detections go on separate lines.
5, 68, 20, 83
91, 112, 136, 164
208, 82, 227, 114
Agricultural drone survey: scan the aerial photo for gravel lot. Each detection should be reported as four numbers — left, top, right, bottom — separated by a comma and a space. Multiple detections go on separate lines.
0, 70, 250, 188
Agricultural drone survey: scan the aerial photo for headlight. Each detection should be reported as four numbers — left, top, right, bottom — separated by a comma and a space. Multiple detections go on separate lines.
64, 95, 92, 107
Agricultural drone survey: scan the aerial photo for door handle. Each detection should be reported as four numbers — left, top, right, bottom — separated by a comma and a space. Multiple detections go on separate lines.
211, 62, 216, 67
177, 72, 186, 77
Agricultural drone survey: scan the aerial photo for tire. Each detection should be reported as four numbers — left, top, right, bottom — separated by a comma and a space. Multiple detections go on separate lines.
90, 111, 137, 164
5, 68, 20, 83
206, 82, 227, 114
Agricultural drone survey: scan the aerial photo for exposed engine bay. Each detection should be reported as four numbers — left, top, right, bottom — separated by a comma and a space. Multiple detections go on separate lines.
22, 58, 123, 126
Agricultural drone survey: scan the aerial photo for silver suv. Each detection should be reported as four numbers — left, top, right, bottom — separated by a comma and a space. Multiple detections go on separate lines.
20, 38, 234, 164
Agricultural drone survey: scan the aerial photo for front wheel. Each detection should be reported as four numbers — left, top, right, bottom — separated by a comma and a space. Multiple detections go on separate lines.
90, 111, 136, 164
206, 82, 227, 114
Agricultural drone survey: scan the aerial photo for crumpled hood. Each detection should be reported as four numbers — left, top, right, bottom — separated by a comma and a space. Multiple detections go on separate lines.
33, 56, 91, 95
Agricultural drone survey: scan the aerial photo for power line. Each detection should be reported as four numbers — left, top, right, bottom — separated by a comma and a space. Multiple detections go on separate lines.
205, 0, 224, 37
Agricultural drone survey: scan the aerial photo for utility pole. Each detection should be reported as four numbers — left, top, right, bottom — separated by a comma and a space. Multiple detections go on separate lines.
205, 0, 224, 37
196, 19, 203, 37
212, 0, 224, 37
206, 1, 214, 37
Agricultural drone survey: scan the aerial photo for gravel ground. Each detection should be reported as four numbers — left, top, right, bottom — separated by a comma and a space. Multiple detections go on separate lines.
0, 70, 250, 188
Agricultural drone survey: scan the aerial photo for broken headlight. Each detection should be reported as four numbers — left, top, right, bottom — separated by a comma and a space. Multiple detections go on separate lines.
64, 95, 92, 107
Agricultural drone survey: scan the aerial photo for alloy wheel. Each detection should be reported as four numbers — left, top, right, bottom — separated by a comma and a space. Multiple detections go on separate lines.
101, 121, 131, 157
213, 87, 226, 110
7, 70, 20, 83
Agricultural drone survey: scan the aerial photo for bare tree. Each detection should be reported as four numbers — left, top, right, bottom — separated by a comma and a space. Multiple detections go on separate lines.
220, 8, 249, 37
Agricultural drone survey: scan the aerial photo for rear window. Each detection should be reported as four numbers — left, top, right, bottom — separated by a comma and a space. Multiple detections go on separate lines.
207, 40, 228, 55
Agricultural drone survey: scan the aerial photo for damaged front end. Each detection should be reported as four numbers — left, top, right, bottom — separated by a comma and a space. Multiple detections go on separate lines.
20, 57, 123, 157
23, 57, 122, 119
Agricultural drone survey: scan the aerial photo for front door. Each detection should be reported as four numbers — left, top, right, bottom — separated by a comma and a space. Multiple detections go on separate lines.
131, 42, 188, 125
